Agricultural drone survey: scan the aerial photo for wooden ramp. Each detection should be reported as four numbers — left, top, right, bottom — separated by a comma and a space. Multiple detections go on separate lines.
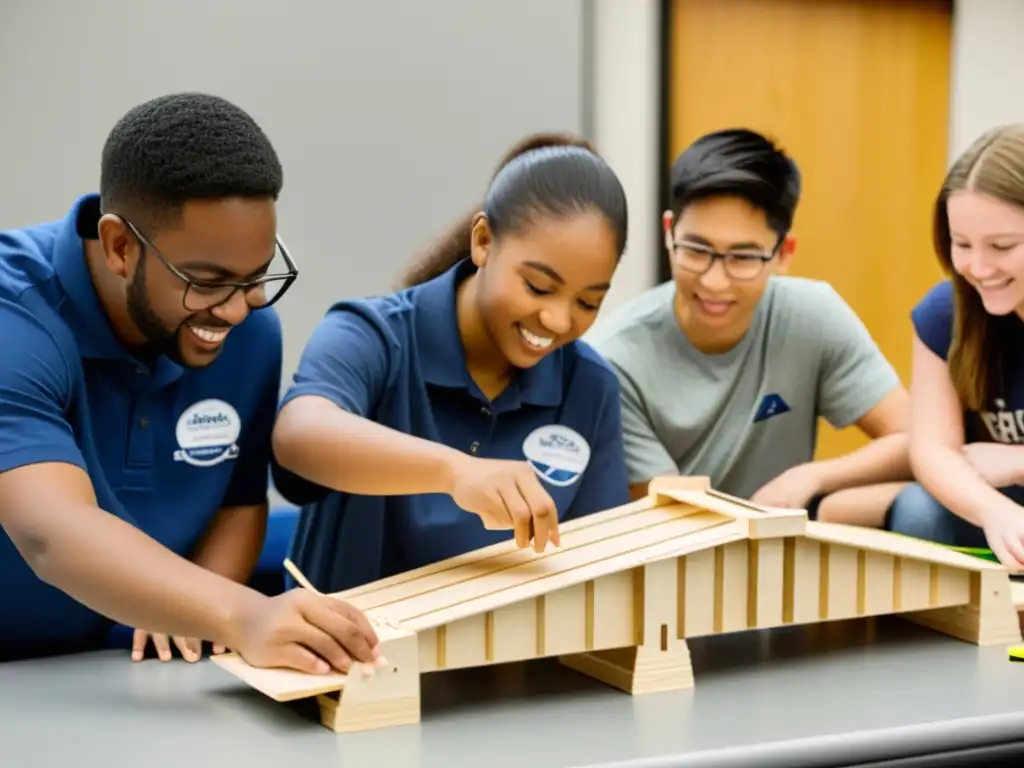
211, 476, 1022, 733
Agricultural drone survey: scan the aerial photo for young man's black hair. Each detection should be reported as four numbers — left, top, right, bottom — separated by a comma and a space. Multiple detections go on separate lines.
89, 92, 293, 370
99, 92, 284, 228
667, 128, 801, 240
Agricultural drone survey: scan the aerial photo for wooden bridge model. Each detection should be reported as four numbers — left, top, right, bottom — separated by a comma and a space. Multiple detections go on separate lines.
212, 476, 1023, 733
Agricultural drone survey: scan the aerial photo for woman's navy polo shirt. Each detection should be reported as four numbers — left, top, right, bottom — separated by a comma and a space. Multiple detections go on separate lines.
913, 279, 1024, 444
274, 259, 630, 593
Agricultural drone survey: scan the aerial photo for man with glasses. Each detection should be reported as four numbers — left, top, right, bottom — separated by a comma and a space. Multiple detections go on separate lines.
587, 129, 911, 526
0, 93, 383, 675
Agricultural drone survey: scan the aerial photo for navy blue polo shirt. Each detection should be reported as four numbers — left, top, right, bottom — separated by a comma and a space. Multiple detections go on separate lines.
0, 194, 282, 660
273, 258, 630, 593
913, 279, 1024, 444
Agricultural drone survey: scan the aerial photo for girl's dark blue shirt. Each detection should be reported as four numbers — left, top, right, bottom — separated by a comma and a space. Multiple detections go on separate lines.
912, 279, 1024, 444
274, 259, 630, 592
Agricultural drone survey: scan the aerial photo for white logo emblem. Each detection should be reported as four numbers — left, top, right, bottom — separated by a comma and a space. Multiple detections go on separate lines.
522, 425, 591, 487
173, 398, 242, 467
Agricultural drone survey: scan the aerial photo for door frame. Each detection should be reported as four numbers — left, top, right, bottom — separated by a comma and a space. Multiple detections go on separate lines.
656, 0, 674, 285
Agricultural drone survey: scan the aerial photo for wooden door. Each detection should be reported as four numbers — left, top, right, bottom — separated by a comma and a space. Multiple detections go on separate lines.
666, 0, 952, 460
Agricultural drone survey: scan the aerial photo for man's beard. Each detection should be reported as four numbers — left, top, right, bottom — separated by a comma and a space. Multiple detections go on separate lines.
125, 257, 188, 366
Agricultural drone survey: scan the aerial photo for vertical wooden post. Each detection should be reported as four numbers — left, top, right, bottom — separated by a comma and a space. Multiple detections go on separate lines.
558, 559, 694, 694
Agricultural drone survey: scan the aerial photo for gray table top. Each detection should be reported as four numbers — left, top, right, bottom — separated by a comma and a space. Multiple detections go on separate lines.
4, 617, 1024, 768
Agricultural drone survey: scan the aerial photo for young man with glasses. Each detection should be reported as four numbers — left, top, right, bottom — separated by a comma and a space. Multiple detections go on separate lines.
0, 93, 383, 675
587, 129, 911, 524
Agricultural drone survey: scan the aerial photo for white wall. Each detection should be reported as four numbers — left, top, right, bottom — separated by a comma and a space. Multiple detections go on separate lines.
0, 0, 587, 388
589, 0, 663, 316
0, 0, 589, 510
949, 0, 1024, 159
3, 1, 1019, 339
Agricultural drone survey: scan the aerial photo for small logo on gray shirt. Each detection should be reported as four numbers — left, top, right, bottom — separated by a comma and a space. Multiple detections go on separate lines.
754, 393, 791, 423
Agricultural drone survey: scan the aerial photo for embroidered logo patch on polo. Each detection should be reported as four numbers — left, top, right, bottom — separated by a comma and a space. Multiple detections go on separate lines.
173, 398, 242, 467
522, 425, 591, 487
753, 393, 791, 423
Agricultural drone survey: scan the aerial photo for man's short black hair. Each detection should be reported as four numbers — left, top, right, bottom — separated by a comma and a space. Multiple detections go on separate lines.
99, 92, 284, 227
668, 128, 801, 240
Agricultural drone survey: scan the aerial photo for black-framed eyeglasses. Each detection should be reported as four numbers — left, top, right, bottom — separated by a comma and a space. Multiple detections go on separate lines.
119, 216, 298, 312
672, 240, 777, 281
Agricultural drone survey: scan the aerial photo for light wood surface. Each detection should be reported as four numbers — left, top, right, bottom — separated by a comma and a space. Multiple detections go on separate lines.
212, 475, 1021, 733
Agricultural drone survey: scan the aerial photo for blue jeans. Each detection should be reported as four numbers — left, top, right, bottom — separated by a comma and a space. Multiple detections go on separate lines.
885, 483, 987, 548
886, 482, 1024, 548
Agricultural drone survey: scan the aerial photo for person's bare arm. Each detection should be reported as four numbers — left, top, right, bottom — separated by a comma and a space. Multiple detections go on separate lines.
273, 308, 565, 549
273, 306, 473, 498
191, 502, 268, 584
132, 502, 269, 661
908, 334, 1010, 527
807, 386, 913, 495
0, 302, 379, 671
274, 395, 566, 548
273, 394, 467, 497
628, 481, 654, 501
0, 461, 265, 646
806, 283, 914, 494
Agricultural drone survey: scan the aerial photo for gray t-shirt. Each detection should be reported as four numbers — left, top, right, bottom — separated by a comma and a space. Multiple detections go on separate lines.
585, 277, 901, 499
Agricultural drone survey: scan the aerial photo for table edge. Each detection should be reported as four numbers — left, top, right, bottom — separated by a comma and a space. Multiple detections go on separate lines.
575, 711, 1024, 768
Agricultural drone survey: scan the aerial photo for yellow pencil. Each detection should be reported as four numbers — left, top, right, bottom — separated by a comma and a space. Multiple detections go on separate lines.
283, 558, 388, 670
283, 557, 320, 593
